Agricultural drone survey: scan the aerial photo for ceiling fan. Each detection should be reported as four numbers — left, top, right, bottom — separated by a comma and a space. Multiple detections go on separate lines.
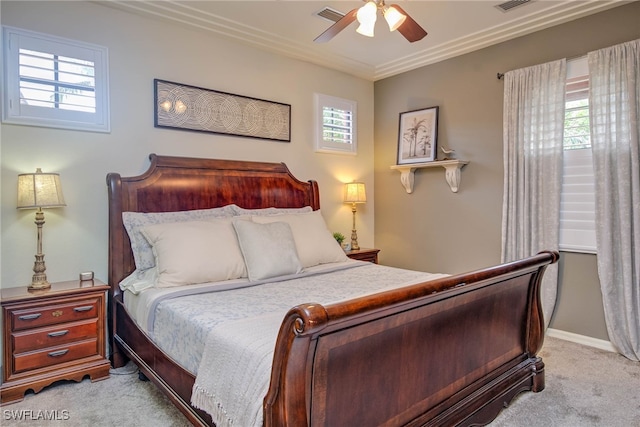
314, 0, 427, 43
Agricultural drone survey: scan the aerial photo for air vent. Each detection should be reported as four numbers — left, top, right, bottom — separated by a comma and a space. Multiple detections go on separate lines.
495, 0, 532, 12
316, 7, 345, 23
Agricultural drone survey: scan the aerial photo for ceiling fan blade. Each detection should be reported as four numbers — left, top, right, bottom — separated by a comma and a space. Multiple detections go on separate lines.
391, 4, 428, 43
314, 8, 358, 43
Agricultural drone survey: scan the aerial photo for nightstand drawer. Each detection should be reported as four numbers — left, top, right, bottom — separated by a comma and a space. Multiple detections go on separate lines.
10, 298, 100, 331
12, 319, 98, 353
13, 339, 99, 374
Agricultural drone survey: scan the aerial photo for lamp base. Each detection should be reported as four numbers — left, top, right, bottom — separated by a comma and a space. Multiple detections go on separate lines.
351, 228, 360, 251
28, 279, 51, 291
29, 252, 51, 290
350, 204, 360, 251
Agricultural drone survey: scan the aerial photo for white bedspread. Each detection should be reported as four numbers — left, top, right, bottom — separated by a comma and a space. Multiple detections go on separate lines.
123, 261, 448, 426
192, 313, 283, 427
185, 263, 448, 427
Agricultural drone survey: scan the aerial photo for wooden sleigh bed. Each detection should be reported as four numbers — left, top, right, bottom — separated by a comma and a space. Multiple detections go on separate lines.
107, 153, 559, 427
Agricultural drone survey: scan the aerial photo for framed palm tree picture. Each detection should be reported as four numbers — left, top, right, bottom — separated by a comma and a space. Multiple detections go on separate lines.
397, 106, 439, 164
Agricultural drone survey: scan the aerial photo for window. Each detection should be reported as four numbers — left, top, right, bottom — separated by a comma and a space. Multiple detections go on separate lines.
2, 26, 110, 132
314, 93, 357, 154
559, 57, 596, 253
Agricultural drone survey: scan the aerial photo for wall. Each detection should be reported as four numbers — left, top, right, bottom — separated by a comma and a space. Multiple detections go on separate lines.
0, 1, 375, 290
374, 2, 640, 341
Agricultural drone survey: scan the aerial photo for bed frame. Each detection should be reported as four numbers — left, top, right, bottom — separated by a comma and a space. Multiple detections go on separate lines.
107, 153, 558, 426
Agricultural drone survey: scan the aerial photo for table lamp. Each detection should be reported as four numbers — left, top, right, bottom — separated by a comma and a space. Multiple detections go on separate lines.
343, 182, 366, 251
17, 168, 66, 290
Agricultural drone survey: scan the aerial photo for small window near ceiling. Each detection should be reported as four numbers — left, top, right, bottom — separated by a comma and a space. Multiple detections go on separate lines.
2, 26, 110, 132
559, 57, 596, 254
314, 93, 357, 154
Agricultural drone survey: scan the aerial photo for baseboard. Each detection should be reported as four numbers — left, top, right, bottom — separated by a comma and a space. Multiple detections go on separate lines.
546, 328, 617, 353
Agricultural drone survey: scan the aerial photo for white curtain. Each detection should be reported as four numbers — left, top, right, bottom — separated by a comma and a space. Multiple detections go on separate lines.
502, 59, 566, 327
588, 39, 640, 361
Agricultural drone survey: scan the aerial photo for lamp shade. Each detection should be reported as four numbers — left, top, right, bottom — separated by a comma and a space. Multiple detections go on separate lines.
17, 168, 66, 209
344, 182, 367, 204
356, 1, 377, 37
356, 22, 376, 37
356, 1, 378, 25
384, 6, 407, 31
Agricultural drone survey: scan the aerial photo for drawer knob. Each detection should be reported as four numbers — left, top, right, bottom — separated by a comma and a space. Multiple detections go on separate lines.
18, 313, 42, 321
73, 305, 93, 313
48, 349, 69, 357
48, 330, 69, 338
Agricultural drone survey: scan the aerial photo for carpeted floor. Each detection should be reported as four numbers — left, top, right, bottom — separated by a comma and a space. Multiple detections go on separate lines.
490, 337, 639, 427
1, 337, 638, 426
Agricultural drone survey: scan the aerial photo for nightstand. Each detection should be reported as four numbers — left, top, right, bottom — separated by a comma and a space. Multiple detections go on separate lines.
345, 248, 380, 264
1, 279, 111, 404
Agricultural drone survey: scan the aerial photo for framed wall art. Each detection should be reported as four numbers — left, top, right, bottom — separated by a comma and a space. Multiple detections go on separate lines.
397, 106, 439, 165
154, 79, 291, 142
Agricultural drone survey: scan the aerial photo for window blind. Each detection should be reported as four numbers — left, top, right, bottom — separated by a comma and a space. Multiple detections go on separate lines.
322, 106, 353, 144
559, 70, 596, 253
560, 147, 596, 253
19, 48, 96, 113
314, 93, 357, 154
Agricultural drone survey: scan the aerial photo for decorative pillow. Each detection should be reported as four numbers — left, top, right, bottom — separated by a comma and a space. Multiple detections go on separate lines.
140, 218, 247, 287
232, 220, 303, 281
230, 205, 313, 216
252, 210, 348, 268
123, 205, 235, 272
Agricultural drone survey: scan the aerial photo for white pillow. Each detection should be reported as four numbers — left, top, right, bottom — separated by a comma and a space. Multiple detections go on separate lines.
123, 205, 235, 272
232, 220, 303, 281
252, 210, 348, 268
140, 218, 247, 287
230, 205, 313, 216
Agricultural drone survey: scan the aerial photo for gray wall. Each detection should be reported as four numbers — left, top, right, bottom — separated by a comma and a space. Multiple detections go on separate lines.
373, 2, 640, 341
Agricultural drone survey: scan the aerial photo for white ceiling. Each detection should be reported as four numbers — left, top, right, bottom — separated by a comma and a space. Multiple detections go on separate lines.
103, 1, 629, 81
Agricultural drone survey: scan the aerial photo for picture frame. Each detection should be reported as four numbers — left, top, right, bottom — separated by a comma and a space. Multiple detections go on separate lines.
397, 106, 439, 165
154, 79, 291, 142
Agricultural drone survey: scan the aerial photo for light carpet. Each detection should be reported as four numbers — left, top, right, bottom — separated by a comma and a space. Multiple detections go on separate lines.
1, 337, 638, 426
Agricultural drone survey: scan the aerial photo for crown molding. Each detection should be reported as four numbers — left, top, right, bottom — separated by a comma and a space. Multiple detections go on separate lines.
373, 0, 626, 80
101, 0, 627, 82
103, 0, 377, 79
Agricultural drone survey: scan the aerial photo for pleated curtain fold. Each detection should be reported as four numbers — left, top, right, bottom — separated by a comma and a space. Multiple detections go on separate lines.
588, 38, 640, 361
501, 59, 566, 328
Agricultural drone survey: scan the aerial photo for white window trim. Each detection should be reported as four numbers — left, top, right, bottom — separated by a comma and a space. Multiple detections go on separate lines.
314, 93, 357, 155
2, 26, 110, 133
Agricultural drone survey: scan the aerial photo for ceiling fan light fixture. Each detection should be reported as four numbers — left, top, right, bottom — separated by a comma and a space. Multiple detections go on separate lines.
356, 1, 377, 37
313, 0, 427, 44
384, 5, 406, 32
356, 1, 377, 26
356, 22, 376, 37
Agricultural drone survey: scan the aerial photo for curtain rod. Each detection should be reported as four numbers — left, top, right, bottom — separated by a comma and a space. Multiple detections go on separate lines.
497, 54, 587, 80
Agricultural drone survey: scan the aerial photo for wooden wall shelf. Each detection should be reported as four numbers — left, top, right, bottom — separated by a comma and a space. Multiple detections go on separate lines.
390, 160, 469, 193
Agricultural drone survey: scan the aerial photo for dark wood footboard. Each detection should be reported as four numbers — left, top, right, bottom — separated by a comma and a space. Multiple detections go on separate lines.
265, 251, 558, 426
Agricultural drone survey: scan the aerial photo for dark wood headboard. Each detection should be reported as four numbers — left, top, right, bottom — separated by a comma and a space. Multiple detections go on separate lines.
106, 154, 320, 298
